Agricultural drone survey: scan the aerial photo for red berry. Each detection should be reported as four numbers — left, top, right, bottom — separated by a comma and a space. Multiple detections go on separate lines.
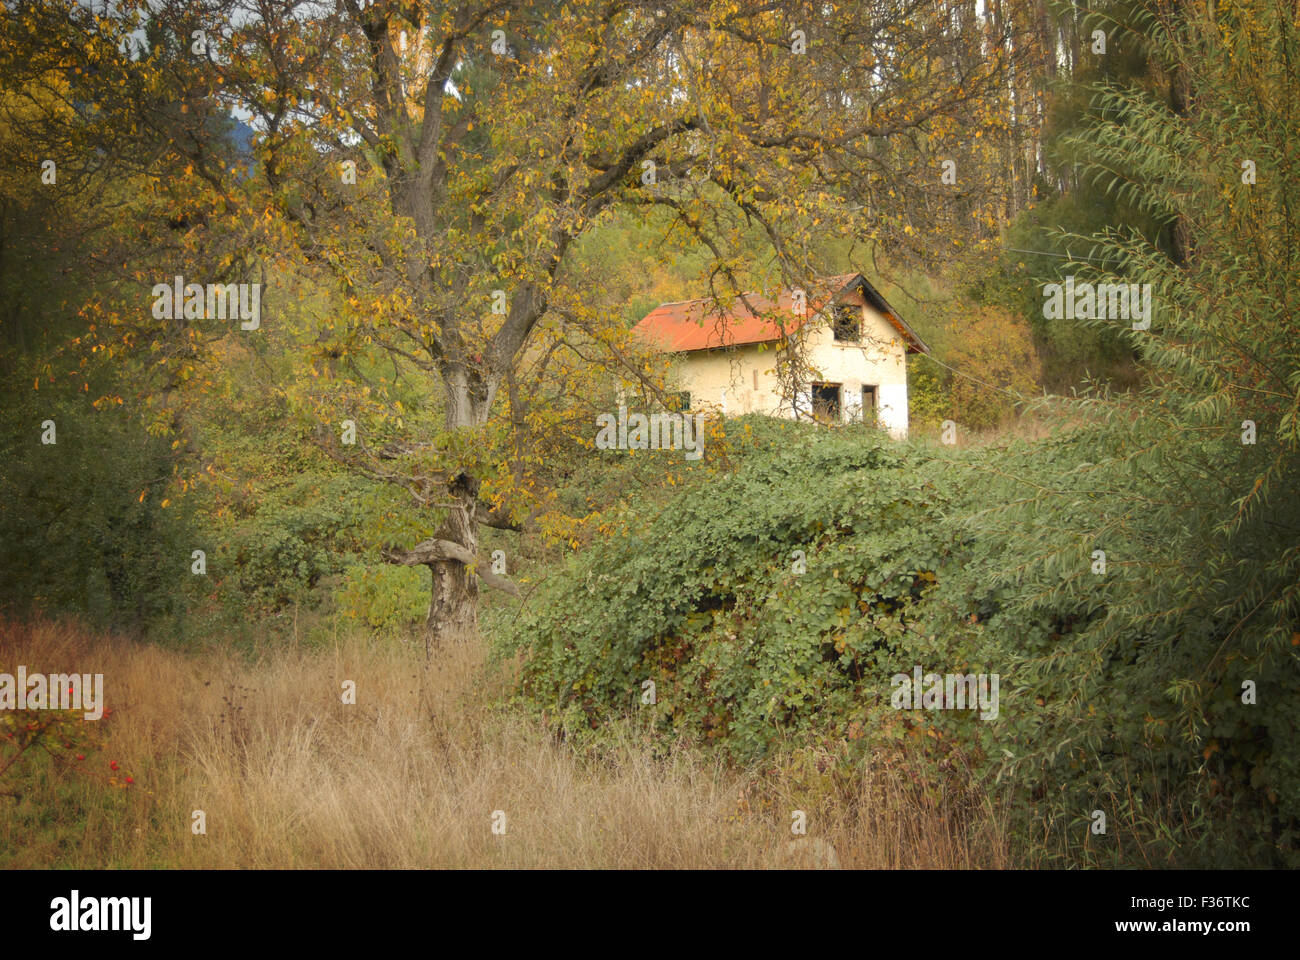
109, 760, 119, 771
76, 754, 85, 761
124, 776, 134, 785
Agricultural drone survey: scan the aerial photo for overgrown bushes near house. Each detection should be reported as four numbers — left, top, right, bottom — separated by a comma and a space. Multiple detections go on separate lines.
506, 411, 1298, 866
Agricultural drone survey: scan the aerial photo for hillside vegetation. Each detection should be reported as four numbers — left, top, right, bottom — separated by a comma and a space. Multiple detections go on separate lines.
1, 1, 1295, 870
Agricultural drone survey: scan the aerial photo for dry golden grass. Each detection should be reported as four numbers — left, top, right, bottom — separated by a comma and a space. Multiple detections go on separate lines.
0, 618, 1012, 868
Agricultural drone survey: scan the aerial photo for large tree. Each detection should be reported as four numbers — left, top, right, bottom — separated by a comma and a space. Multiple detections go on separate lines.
11, 0, 1029, 652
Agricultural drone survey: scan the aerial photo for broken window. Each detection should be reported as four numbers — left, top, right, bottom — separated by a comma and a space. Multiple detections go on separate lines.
832, 304, 860, 342
812, 382, 842, 422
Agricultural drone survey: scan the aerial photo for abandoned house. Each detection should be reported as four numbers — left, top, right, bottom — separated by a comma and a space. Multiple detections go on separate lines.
632, 272, 930, 438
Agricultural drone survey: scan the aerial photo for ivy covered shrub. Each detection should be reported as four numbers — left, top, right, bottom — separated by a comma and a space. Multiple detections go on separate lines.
505, 410, 1299, 866
506, 418, 1010, 761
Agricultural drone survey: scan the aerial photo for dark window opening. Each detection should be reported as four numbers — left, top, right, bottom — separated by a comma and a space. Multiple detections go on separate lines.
861, 385, 877, 423
812, 382, 842, 422
832, 305, 860, 342
670, 391, 691, 412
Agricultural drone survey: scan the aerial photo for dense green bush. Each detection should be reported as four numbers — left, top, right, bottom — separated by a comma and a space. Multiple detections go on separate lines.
504, 419, 1009, 775
0, 396, 195, 631
216, 475, 366, 607
507, 403, 1296, 866
337, 562, 428, 631
904, 359, 950, 431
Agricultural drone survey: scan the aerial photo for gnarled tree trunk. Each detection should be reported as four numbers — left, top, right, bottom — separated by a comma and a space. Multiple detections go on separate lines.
380, 373, 522, 659
423, 472, 480, 657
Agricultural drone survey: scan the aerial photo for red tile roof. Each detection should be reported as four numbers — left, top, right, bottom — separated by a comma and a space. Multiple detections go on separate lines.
632, 273, 928, 354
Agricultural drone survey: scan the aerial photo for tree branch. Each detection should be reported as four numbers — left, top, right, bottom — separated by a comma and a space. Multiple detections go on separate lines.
381, 539, 521, 595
